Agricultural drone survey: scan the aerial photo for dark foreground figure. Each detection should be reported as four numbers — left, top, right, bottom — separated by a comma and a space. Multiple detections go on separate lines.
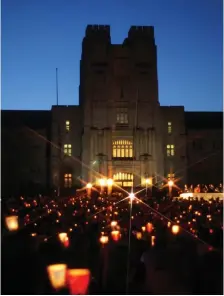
2, 225, 223, 295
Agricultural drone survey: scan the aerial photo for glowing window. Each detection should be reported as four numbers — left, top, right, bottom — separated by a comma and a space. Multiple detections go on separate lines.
167, 173, 175, 180
64, 144, 72, 156
64, 173, 72, 188
66, 121, 70, 131
116, 108, 128, 124
167, 144, 175, 156
112, 140, 133, 158
168, 122, 172, 134
113, 173, 133, 187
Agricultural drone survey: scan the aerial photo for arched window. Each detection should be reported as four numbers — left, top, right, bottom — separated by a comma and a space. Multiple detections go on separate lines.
112, 140, 133, 158
113, 172, 133, 187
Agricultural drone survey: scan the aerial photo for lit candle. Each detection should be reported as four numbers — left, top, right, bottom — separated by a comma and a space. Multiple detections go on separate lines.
47, 264, 67, 290
5, 215, 19, 231
58, 233, 69, 247
111, 230, 121, 242
136, 232, 142, 240
146, 222, 153, 233
111, 220, 118, 228
142, 226, 146, 232
151, 235, 156, 246
171, 225, 180, 235
67, 269, 90, 295
100, 235, 109, 245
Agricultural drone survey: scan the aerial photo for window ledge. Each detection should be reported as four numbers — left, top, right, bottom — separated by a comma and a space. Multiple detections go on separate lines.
112, 157, 134, 161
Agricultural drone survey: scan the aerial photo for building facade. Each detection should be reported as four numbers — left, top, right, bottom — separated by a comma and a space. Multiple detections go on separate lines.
2, 25, 223, 196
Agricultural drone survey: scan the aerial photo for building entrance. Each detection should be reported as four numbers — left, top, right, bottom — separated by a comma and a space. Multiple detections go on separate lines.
113, 172, 133, 187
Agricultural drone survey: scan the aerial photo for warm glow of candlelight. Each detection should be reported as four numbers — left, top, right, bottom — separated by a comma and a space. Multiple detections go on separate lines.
145, 178, 152, 185
111, 221, 118, 228
111, 230, 121, 242
100, 235, 109, 244
172, 225, 180, 235
146, 222, 153, 233
167, 221, 171, 227
58, 233, 69, 247
151, 235, 156, 246
67, 269, 91, 295
136, 232, 142, 240
5, 216, 19, 231
142, 226, 146, 232
47, 264, 67, 290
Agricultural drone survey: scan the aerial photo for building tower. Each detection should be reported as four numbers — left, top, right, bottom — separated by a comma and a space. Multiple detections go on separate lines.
80, 25, 164, 187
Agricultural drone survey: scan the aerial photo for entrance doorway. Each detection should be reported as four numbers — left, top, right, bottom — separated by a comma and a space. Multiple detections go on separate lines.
113, 172, 133, 187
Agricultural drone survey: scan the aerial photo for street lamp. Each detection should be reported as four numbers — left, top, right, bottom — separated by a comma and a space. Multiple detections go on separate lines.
86, 182, 92, 197
145, 177, 152, 197
107, 178, 113, 195
168, 179, 174, 198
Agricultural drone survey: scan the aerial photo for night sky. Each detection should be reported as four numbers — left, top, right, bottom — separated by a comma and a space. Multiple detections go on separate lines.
2, 0, 223, 111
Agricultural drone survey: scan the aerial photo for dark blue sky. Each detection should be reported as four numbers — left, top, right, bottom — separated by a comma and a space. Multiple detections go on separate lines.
2, 0, 223, 111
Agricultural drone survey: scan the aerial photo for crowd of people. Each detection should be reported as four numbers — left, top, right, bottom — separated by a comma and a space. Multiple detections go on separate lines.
1, 185, 223, 294
182, 183, 223, 193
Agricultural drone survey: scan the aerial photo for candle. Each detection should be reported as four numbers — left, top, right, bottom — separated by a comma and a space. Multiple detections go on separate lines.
5, 216, 19, 231
58, 233, 69, 247
111, 221, 118, 228
47, 264, 67, 290
146, 222, 153, 233
151, 235, 156, 246
67, 269, 90, 295
111, 230, 121, 242
100, 235, 109, 245
172, 225, 180, 235
136, 232, 142, 240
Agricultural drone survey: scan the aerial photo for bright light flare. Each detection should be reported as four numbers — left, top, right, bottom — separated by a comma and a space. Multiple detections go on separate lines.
145, 178, 152, 185
99, 178, 106, 186
129, 193, 135, 201
86, 183, 92, 189
107, 179, 114, 186
168, 180, 174, 187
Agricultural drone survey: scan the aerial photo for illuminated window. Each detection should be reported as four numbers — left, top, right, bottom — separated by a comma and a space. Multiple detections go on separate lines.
65, 121, 70, 131
64, 174, 72, 188
116, 108, 128, 124
168, 122, 172, 134
167, 144, 175, 156
167, 173, 175, 180
112, 140, 133, 158
64, 144, 72, 156
113, 173, 133, 187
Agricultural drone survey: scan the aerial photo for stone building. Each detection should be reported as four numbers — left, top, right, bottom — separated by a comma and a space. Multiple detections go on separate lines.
2, 25, 223, 196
